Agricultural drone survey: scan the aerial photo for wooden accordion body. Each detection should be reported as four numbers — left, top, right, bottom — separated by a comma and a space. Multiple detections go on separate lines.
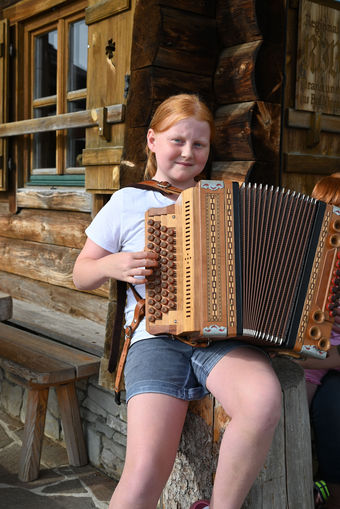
145, 180, 340, 358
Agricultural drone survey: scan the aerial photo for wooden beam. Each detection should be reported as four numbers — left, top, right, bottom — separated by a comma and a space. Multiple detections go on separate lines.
284, 153, 340, 174
0, 104, 125, 138
0, 208, 90, 249
16, 187, 92, 212
85, 0, 130, 25
287, 108, 340, 135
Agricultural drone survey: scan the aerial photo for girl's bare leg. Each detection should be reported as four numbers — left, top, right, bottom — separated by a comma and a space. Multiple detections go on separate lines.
206, 348, 282, 509
109, 393, 188, 509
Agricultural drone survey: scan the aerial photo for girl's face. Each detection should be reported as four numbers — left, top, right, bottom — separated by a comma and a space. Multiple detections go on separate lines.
147, 116, 211, 189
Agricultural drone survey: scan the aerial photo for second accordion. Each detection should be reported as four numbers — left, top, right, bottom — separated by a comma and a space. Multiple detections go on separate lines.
144, 180, 340, 358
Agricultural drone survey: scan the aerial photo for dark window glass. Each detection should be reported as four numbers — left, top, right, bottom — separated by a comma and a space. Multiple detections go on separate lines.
33, 106, 56, 169
68, 20, 88, 92
67, 99, 86, 167
34, 30, 57, 99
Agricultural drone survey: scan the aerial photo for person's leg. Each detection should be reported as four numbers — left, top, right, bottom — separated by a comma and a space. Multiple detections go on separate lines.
206, 348, 282, 509
311, 371, 340, 509
109, 393, 188, 509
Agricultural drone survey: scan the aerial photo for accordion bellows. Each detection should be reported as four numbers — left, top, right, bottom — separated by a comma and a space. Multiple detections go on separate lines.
145, 180, 340, 358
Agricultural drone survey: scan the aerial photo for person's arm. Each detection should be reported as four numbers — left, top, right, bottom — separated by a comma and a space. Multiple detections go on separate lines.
73, 237, 158, 291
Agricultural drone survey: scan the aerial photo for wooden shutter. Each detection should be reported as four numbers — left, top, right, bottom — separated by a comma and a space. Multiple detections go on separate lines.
0, 19, 9, 191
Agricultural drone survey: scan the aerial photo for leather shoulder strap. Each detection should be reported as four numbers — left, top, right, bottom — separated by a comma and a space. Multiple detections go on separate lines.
131, 180, 182, 195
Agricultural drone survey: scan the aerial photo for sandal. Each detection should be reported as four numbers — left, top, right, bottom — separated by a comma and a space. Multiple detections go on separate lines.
190, 501, 210, 509
314, 480, 330, 507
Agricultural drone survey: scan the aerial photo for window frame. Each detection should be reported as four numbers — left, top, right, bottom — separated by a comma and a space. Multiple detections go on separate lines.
23, 0, 88, 185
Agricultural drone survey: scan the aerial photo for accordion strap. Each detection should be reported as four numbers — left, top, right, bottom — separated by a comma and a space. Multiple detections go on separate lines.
131, 179, 183, 196
114, 284, 145, 404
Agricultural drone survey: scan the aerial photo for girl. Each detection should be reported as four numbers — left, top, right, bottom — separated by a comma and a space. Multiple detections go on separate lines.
73, 94, 282, 509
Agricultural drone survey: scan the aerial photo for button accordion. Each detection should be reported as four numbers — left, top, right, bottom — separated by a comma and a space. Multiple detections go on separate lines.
144, 180, 340, 358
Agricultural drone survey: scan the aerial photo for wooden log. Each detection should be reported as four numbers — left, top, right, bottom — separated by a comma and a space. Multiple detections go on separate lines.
0, 236, 108, 298
211, 161, 279, 187
0, 209, 90, 249
210, 161, 254, 183
214, 41, 283, 104
131, 1, 217, 75
216, 0, 285, 48
143, 0, 216, 17
0, 271, 108, 324
126, 66, 213, 128
16, 187, 92, 212
161, 358, 314, 508
214, 102, 281, 162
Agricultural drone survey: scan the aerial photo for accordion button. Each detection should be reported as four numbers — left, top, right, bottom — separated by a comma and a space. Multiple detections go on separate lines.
155, 303, 162, 310
155, 311, 162, 318
147, 219, 155, 226
149, 316, 156, 322
162, 306, 169, 313
148, 299, 155, 305
160, 225, 167, 232
149, 307, 155, 314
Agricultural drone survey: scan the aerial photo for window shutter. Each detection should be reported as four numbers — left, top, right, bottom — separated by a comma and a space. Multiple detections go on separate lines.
0, 19, 9, 191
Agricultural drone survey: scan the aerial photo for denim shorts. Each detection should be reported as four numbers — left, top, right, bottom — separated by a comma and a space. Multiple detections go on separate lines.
124, 335, 261, 402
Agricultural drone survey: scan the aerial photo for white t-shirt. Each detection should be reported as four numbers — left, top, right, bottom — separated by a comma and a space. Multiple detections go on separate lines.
85, 187, 176, 344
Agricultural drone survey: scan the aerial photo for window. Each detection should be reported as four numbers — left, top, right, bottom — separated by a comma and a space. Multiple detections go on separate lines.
24, 2, 88, 185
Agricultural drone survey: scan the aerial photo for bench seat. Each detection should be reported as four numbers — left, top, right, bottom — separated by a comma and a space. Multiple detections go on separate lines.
0, 319, 100, 482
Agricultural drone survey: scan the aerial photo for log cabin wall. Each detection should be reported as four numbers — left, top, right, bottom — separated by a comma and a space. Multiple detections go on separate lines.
211, 0, 286, 186
120, 0, 218, 188
0, 0, 108, 334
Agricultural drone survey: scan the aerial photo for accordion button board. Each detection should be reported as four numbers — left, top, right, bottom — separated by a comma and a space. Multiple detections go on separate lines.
145, 180, 340, 359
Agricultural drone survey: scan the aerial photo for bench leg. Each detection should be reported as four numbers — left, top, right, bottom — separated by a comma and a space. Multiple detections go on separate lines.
56, 382, 88, 466
19, 387, 49, 482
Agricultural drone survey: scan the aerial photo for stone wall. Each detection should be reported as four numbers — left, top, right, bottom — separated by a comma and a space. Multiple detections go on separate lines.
0, 367, 127, 481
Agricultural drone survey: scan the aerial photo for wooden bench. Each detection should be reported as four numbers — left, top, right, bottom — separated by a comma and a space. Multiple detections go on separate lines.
0, 294, 100, 482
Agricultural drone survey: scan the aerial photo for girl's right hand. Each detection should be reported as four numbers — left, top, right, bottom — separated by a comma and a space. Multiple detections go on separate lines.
73, 238, 158, 290
102, 250, 159, 284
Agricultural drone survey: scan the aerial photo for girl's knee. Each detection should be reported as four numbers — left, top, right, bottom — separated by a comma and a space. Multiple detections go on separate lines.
237, 377, 282, 432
